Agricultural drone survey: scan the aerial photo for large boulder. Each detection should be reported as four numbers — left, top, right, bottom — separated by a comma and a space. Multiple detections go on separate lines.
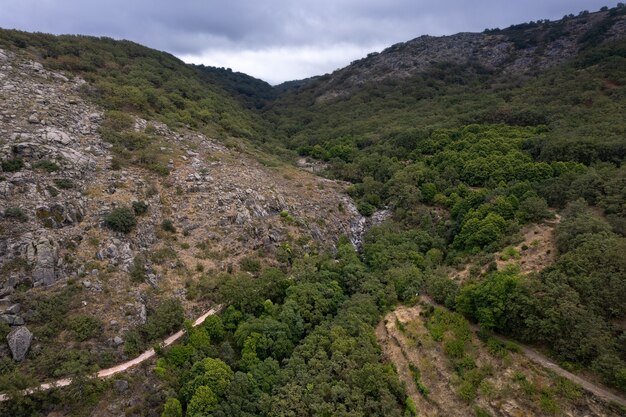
7, 326, 33, 361
44, 128, 73, 146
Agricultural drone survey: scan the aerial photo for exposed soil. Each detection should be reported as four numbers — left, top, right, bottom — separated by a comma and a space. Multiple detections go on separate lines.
451, 215, 561, 282
377, 300, 625, 417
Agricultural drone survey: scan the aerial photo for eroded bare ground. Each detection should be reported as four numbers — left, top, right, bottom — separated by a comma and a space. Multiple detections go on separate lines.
451, 214, 561, 282
377, 304, 623, 417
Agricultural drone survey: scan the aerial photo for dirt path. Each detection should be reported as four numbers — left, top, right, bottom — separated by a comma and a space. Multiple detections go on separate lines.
419, 296, 626, 409
516, 343, 626, 409
0, 307, 218, 402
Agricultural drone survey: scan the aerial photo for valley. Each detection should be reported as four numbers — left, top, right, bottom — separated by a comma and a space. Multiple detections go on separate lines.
1, 4, 626, 417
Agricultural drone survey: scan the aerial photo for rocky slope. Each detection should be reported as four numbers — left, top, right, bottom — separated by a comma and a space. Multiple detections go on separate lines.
0, 47, 360, 364
290, 8, 626, 102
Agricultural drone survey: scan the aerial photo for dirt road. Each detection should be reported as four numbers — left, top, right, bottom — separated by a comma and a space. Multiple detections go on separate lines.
0, 307, 218, 402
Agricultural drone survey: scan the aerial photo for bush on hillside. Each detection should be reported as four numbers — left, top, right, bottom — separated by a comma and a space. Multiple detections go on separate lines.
104, 207, 137, 233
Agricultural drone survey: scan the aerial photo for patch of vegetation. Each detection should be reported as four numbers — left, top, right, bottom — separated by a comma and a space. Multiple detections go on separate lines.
161, 219, 177, 233
53, 178, 74, 189
124, 298, 184, 356
408, 363, 429, 397
130, 255, 146, 283
33, 159, 60, 173
104, 206, 137, 233
1, 158, 23, 172
132, 200, 149, 215
46, 185, 60, 197
3, 207, 27, 222
239, 256, 261, 273
151, 246, 177, 264
68, 315, 102, 342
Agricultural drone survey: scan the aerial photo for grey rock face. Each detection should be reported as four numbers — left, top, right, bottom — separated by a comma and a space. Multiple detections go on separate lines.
1, 314, 24, 325
96, 239, 133, 270
7, 326, 33, 361
29, 236, 58, 286
6, 303, 20, 314
44, 127, 73, 145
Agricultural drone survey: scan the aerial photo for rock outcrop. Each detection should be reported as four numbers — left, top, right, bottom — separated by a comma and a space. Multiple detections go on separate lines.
7, 326, 33, 361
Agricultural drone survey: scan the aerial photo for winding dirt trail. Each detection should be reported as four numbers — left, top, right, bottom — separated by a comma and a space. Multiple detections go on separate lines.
0, 307, 218, 402
419, 296, 626, 409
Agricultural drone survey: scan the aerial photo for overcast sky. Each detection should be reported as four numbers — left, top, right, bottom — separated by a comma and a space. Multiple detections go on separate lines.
0, 1, 614, 84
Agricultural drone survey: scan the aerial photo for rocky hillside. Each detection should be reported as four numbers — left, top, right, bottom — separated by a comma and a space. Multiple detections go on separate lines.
0, 46, 360, 369
289, 7, 626, 102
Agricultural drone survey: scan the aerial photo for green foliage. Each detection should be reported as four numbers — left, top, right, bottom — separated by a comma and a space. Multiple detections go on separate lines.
161, 397, 182, 417
187, 385, 218, 417
555, 199, 612, 253
181, 358, 234, 401
161, 219, 176, 233
239, 256, 261, 273
132, 200, 149, 215
53, 178, 74, 189
1, 158, 23, 172
125, 298, 184, 355
203, 315, 225, 342
104, 206, 137, 233
4, 207, 27, 222
456, 269, 526, 332
68, 315, 102, 342
142, 298, 185, 341
129, 255, 146, 283
33, 159, 60, 173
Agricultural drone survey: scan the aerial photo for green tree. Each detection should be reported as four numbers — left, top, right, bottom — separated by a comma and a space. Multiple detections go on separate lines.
187, 386, 218, 417
161, 397, 182, 417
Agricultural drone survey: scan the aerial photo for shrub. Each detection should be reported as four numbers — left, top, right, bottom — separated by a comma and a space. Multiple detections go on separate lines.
68, 315, 102, 341
161, 219, 176, 233
4, 207, 27, 222
104, 207, 137, 233
47, 186, 60, 197
102, 110, 134, 131
130, 255, 146, 283
140, 298, 184, 341
33, 160, 60, 173
110, 157, 122, 170
240, 257, 261, 273
1, 158, 23, 172
54, 178, 74, 189
357, 201, 375, 216
203, 315, 225, 342
132, 200, 149, 215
